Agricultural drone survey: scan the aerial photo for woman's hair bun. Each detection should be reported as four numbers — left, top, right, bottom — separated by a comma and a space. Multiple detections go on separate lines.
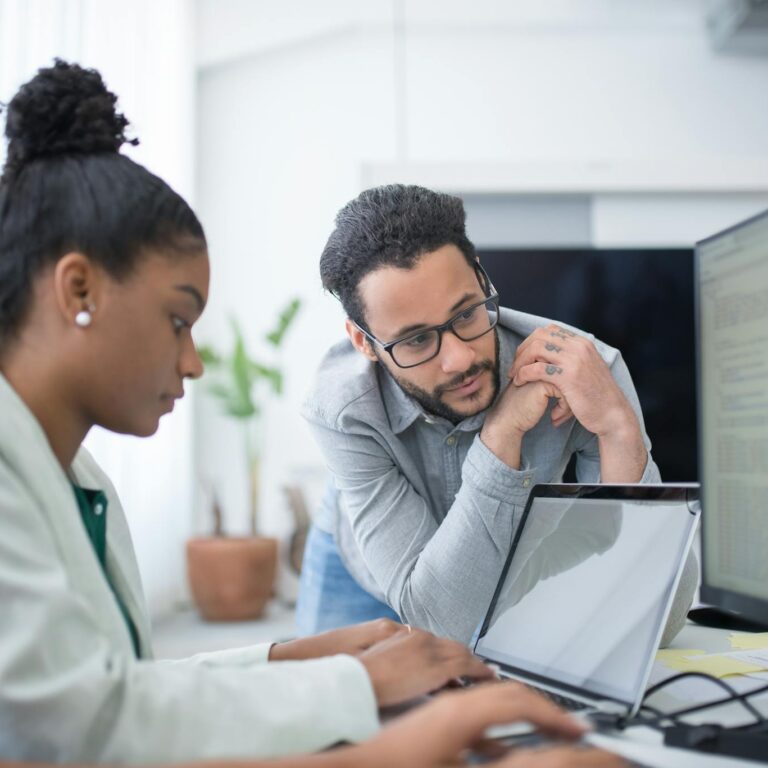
2, 59, 137, 178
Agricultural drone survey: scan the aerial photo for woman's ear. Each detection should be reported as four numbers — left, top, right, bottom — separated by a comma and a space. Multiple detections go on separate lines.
345, 318, 378, 362
53, 252, 101, 327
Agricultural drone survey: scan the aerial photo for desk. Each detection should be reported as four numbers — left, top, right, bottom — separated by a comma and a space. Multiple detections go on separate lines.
587, 622, 768, 767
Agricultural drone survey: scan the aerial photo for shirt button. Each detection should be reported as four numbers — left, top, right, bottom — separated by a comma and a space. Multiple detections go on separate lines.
522, 478, 531, 488
446, 436, 456, 446
94, 503, 105, 516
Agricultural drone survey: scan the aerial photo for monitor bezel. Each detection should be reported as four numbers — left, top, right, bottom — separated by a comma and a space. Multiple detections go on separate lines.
695, 207, 768, 624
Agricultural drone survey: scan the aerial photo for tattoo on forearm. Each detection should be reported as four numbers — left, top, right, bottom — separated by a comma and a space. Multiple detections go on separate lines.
546, 364, 564, 375
550, 331, 568, 341
545, 342, 562, 353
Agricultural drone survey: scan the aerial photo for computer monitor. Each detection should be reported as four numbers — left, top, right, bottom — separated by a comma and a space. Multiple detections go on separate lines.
696, 208, 768, 628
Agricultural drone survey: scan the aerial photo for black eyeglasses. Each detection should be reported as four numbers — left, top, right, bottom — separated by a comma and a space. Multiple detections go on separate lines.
354, 264, 500, 369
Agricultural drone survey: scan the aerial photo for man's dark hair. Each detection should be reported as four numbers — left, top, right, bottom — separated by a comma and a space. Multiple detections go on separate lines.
0, 59, 206, 349
319, 184, 476, 327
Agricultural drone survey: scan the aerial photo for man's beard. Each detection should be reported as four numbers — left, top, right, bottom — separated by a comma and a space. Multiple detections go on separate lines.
381, 331, 501, 424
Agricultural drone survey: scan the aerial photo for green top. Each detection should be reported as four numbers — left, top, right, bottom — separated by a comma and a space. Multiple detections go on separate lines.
71, 483, 141, 657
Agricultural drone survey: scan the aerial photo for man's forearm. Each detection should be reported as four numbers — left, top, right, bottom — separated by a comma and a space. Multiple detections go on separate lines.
478, 423, 524, 469
597, 416, 647, 483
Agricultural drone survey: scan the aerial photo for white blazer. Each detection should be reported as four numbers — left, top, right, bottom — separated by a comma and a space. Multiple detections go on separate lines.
0, 375, 378, 763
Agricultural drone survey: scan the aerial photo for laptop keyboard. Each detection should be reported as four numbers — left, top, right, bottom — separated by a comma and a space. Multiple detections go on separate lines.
534, 686, 590, 711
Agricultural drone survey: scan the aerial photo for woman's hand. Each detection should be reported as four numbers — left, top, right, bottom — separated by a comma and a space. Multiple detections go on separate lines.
269, 618, 404, 661
356, 626, 494, 707
270, 619, 494, 708
353, 682, 627, 768
491, 746, 626, 767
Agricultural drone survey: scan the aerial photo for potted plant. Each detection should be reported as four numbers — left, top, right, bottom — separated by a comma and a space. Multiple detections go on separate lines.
186, 298, 301, 621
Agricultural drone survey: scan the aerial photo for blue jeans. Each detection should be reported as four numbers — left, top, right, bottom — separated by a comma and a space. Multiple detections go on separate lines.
296, 523, 399, 636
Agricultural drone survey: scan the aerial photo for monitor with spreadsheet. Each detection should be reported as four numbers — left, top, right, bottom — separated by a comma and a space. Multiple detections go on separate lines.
696, 208, 768, 625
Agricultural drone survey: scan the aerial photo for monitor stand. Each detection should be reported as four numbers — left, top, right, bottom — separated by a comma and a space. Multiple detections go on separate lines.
688, 606, 768, 632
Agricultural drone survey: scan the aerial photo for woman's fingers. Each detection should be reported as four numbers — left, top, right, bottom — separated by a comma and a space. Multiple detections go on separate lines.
493, 745, 628, 768
458, 684, 589, 742
358, 629, 494, 707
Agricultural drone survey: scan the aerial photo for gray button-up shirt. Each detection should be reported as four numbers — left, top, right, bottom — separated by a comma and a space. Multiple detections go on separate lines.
303, 308, 695, 643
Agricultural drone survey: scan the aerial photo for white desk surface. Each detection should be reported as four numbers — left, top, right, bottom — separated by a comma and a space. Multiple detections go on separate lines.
587, 621, 768, 767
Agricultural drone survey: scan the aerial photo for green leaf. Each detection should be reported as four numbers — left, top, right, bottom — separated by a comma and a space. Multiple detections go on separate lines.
230, 319, 255, 410
248, 362, 281, 394
207, 383, 237, 401
268, 369, 283, 395
249, 362, 274, 378
196, 299, 301, 421
265, 297, 301, 347
225, 400, 258, 419
198, 345, 222, 366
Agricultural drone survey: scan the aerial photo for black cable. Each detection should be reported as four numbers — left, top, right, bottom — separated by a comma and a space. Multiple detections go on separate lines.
646, 671, 744, 700
636, 702, 665, 718
655, 683, 768, 728
593, 702, 666, 732
629, 672, 768, 729
609, 672, 768, 761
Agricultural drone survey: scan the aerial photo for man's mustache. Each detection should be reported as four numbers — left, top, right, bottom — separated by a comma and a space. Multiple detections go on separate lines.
435, 360, 494, 397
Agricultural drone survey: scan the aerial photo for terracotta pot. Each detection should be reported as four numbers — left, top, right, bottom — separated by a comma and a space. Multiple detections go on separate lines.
186, 536, 278, 621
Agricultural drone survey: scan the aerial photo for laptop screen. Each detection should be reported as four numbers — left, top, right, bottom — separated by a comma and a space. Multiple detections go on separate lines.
474, 486, 698, 705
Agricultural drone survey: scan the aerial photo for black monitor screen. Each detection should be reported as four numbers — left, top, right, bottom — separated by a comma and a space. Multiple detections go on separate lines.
480, 249, 697, 482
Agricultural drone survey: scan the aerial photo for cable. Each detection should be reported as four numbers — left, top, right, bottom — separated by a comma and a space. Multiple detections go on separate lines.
646, 671, 743, 700
636, 702, 665, 719
627, 672, 768, 730
656, 683, 768, 728
608, 672, 768, 761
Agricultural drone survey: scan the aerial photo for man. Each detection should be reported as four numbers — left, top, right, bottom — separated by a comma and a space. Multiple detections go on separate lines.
299, 184, 696, 644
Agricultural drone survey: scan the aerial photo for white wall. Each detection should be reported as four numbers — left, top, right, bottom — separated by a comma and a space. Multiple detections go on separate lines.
0, 0, 198, 618
398, 2, 768, 163
194, 3, 397, 549
193, 0, 768, 594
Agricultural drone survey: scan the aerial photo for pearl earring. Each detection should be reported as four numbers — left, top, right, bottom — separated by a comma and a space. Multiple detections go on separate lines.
75, 304, 95, 328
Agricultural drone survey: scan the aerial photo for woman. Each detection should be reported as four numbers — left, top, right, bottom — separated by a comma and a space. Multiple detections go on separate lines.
0, 60, 622, 768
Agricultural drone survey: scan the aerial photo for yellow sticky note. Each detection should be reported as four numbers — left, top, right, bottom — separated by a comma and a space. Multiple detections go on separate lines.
729, 632, 768, 651
655, 648, 768, 678
655, 648, 706, 669
688, 655, 765, 678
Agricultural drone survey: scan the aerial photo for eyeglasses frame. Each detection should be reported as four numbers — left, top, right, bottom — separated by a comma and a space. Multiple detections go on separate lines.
352, 262, 500, 369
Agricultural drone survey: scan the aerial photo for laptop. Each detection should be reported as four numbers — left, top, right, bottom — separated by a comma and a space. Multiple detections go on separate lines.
474, 483, 700, 723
